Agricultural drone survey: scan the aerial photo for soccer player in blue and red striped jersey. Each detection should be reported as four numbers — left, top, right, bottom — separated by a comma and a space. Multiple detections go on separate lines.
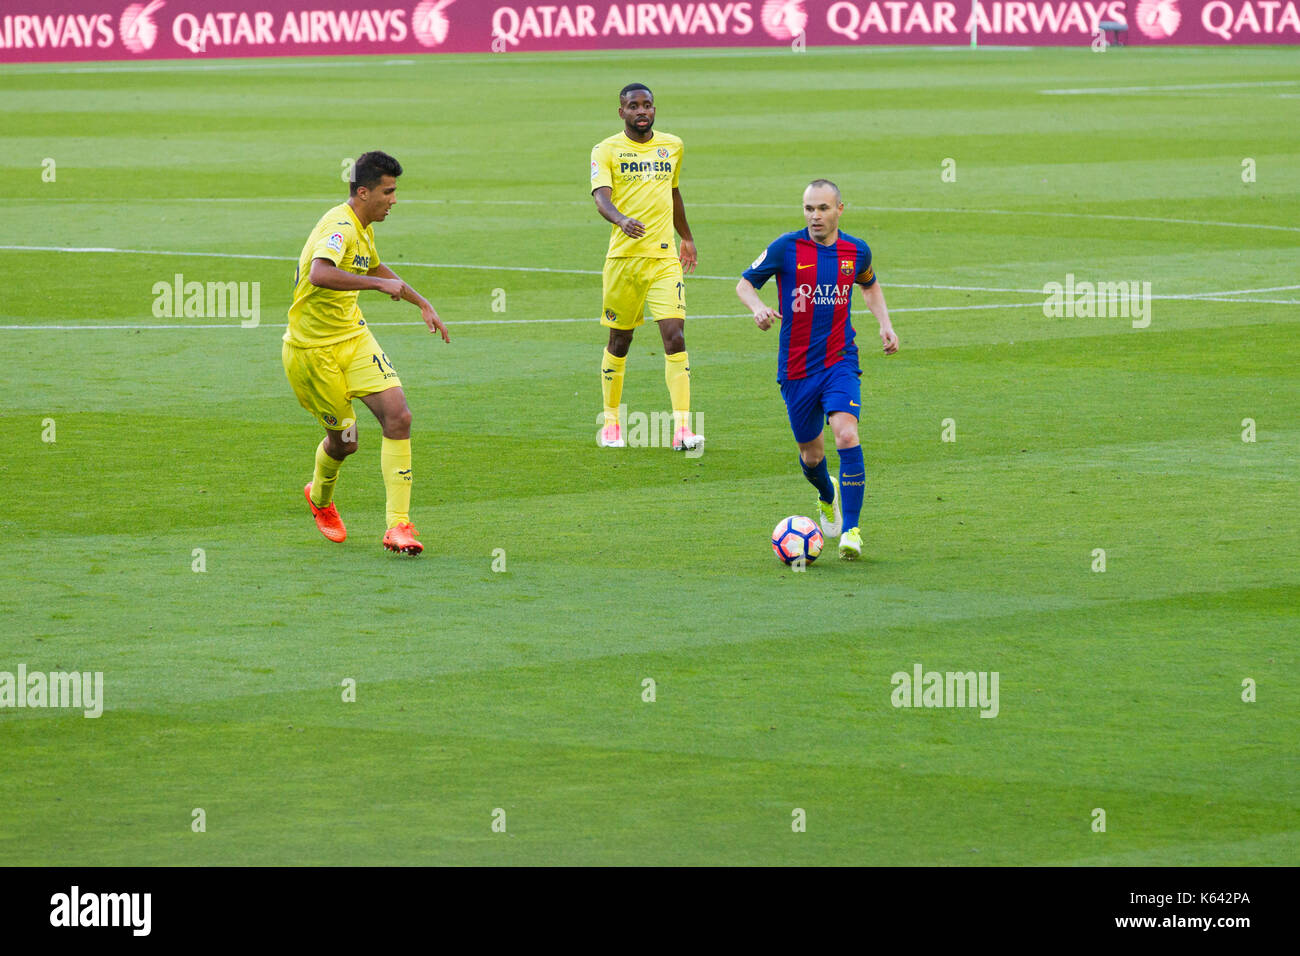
736, 180, 899, 560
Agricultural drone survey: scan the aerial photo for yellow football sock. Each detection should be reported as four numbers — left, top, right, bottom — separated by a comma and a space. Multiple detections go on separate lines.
312, 442, 344, 506
601, 348, 627, 428
665, 350, 691, 431
381, 437, 412, 528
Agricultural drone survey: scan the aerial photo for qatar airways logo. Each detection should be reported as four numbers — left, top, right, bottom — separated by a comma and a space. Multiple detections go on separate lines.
796, 282, 850, 309
761, 0, 808, 38
412, 0, 456, 46
1135, 0, 1182, 37
490, 3, 756, 46
119, 0, 164, 53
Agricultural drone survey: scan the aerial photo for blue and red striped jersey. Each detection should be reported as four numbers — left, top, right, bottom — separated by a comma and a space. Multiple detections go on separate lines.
742, 228, 876, 382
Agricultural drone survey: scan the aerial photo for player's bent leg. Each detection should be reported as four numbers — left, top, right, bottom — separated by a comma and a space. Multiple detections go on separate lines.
797, 434, 840, 536
827, 411, 865, 559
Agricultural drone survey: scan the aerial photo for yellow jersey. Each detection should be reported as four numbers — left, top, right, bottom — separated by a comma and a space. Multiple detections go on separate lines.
589, 130, 683, 259
284, 202, 380, 347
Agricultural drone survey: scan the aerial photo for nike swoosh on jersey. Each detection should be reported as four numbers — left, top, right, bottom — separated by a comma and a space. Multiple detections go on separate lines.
797, 263, 815, 270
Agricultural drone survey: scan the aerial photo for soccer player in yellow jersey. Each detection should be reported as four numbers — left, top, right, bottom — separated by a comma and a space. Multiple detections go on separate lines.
283, 150, 449, 555
590, 83, 703, 451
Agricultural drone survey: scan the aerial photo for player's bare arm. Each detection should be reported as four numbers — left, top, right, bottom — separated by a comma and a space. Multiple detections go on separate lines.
368, 263, 450, 342
858, 279, 898, 354
672, 187, 697, 274
592, 185, 645, 238
736, 277, 780, 330
309, 257, 399, 295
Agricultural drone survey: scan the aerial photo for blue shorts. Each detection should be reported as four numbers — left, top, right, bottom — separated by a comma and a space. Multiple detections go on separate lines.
779, 361, 862, 444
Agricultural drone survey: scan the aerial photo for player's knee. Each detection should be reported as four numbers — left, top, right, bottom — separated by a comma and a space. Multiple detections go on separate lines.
391, 406, 412, 434
607, 330, 632, 357
329, 438, 358, 458
833, 422, 860, 448
663, 331, 686, 354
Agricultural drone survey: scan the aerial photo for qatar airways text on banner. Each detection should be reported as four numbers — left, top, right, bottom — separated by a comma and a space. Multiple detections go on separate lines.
1, 1, 1297, 63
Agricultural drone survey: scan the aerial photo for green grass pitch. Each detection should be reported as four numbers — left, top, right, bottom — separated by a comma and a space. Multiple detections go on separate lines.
1, 44, 1296, 866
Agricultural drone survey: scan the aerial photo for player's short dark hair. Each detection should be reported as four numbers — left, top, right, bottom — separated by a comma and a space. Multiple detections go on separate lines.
350, 150, 403, 195
806, 179, 842, 203
619, 83, 652, 102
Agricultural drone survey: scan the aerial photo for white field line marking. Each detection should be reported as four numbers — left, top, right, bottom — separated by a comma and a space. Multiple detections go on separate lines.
0, 303, 1042, 331
1042, 80, 1300, 95
1183, 297, 1300, 305
9, 297, 1299, 333
18, 198, 1300, 234
0, 244, 1044, 291
1181, 284, 1300, 297
2, 245, 1295, 303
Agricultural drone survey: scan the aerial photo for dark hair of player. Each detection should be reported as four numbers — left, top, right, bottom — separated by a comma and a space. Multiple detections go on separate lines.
806, 179, 842, 203
619, 83, 653, 102
350, 151, 403, 196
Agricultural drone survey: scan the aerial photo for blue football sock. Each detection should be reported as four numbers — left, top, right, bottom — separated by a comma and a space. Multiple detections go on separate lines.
839, 445, 865, 530
800, 455, 836, 504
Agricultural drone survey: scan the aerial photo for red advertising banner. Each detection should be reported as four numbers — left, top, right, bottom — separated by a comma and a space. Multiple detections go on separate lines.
1, 0, 1297, 63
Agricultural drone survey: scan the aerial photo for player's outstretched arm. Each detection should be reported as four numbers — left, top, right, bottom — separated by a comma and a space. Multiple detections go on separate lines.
860, 281, 898, 354
367, 263, 449, 342
592, 186, 645, 238
672, 187, 696, 274
736, 278, 780, 330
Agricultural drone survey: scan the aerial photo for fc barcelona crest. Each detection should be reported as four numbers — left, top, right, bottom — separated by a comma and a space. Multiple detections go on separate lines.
840, 259, 854, 276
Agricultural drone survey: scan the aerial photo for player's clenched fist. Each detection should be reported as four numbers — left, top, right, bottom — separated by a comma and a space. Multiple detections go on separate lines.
376, 277, 406, 301
753, 307, 780, 331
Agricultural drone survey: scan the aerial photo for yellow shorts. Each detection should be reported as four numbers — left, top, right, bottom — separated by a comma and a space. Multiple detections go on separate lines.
282, 328, 402, 431
600, 256, 686, 330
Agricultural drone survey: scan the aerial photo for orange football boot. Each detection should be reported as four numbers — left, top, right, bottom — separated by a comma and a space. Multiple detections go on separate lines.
304, 482, 346, 543
383, 522, 423, 556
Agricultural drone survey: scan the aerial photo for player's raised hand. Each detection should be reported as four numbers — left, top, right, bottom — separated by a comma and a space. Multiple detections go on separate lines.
881, 326, 899, 354
423, 305, 449, 343
753, 307, 780, 331
679, 239, 697, 274
618, 216, 646, 239
376, 277, 407, 301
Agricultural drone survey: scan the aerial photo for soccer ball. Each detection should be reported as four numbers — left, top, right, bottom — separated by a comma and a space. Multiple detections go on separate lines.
772, 516, 824, 565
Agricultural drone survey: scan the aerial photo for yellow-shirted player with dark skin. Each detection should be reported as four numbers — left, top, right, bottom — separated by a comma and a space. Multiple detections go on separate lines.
283, 150, 449, 555
591, 83, 703, 451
